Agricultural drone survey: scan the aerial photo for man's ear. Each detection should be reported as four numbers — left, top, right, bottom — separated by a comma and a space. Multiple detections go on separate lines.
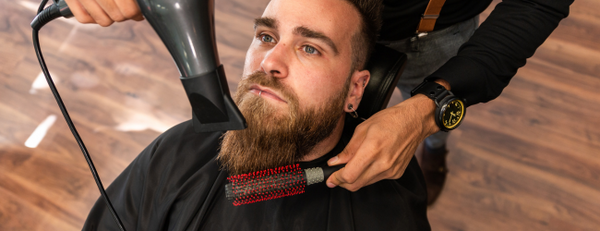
344, 69, 370, 113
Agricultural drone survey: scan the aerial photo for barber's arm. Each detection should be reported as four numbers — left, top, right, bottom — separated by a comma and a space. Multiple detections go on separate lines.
326, 79, 448, 191
64, 0, 143, 26
326, 0, 574, 191
432, 0, 573, 106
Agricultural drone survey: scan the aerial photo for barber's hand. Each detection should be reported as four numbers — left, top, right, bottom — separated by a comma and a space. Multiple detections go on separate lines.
65, 0, 143, 26
326, 94, 440, 191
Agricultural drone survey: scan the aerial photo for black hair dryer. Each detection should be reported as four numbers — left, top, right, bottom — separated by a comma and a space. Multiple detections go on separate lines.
137, 0, 246, 132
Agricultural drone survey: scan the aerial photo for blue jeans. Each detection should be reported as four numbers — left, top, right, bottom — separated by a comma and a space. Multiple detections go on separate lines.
378, 16, 479, 149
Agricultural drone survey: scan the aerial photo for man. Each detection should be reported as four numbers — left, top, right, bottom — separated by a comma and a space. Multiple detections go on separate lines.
68, 0, 574, 208
83, 0, 431, 230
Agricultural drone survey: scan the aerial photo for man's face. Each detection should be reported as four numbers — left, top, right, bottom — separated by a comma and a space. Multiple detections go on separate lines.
241, 0, 361, 113
219, 0, 365, 175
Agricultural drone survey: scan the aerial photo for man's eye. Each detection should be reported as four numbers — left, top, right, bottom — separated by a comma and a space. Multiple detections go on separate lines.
303, 45, 319, 55
261, 34, 275, 43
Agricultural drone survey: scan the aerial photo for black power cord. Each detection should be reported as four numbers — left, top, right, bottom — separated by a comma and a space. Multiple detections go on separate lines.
31, 1, 126, 230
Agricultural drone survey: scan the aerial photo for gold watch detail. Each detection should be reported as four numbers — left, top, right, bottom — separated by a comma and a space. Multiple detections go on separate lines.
441, 98, 465, 130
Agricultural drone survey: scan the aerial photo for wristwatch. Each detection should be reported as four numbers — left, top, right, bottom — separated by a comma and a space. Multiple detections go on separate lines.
410, 80, 466, 132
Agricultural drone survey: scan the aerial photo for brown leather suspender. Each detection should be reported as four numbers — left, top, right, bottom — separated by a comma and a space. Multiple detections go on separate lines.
416, 0, 447, 34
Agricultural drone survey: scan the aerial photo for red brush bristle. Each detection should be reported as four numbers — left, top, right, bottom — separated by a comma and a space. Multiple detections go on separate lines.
227, 164, 307, 206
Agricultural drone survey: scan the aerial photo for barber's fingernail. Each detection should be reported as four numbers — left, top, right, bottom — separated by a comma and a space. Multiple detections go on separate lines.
326, 182, 336, 188
328, 156, 338, 165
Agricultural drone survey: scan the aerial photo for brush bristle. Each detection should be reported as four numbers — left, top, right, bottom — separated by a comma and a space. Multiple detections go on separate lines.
226, 164, 306, 206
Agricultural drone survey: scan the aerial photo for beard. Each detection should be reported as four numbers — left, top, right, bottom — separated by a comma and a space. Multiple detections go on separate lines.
218, 71, 350, 175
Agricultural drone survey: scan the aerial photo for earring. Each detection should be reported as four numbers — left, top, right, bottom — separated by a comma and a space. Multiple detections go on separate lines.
347, 104, 365, 121
348, 104, 358, 118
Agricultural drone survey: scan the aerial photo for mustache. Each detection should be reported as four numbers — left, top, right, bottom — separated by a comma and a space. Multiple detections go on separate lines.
236, 71, 298, 104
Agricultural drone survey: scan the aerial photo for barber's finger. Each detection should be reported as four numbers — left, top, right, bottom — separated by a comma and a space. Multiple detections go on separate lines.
326, 170, 341, 188
354, 168, 395, 189
78, 0, 114, 26
334, 158, 396, 191
114, 0, 143, 21
327, 147, 352, 166
327, 125, 368, 166
326, 168, 354, 188
326, 164, 365, 187
65, 0, 95, 23
329, 162, 378, 192
96, 0, 126, 22
328, 136, 389, 189
357, 147, 414, 188
132, 14, 145, 21
326, 143, 376, 188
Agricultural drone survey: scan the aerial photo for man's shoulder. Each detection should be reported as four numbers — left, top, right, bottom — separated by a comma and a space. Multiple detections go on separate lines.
159, 120, 223, 142
146, 120, 224, 171
137, 120, 225, 195
155, 120, 224, 152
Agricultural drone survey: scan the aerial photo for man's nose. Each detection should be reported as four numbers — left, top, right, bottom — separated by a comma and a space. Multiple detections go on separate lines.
261, 43, 289, 78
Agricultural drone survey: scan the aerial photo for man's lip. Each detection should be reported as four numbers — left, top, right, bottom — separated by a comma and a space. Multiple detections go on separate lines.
249, 85, 287, 103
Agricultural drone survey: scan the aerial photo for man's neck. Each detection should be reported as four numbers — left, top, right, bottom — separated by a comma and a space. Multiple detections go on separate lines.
299, 116, 345, 162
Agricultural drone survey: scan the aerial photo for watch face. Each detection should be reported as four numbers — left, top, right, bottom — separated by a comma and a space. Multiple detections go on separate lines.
441, 98, 465, 130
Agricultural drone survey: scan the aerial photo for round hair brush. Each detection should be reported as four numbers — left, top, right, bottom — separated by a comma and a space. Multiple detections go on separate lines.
225, 164, 344, 206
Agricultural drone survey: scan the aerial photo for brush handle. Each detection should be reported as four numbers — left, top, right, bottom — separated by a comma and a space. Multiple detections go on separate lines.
322, 164, 345, 179
304, 164, 345, 186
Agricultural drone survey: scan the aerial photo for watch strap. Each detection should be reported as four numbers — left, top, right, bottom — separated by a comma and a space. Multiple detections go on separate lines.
410, 80, 451, 107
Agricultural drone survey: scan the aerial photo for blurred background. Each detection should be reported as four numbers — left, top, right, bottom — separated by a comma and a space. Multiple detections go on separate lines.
1, 0, 599, 230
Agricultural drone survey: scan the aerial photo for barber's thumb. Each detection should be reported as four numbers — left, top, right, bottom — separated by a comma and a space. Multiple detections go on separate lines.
326, 171, 341, 188
328, 148, 353, 166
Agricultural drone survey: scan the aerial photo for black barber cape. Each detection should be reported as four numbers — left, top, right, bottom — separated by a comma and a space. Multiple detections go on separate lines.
83, 120, 430, 230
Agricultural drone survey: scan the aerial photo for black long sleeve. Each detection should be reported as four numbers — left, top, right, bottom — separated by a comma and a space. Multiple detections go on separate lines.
427, 0, 574, 106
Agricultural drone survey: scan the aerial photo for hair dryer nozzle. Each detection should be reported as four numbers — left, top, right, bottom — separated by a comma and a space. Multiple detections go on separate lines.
137, 0, 246, 132
182, 65, 246, 132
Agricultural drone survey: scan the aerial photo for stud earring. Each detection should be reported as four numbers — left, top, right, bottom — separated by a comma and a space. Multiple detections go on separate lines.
348, 104, 358, 118
347, 104, 365, 121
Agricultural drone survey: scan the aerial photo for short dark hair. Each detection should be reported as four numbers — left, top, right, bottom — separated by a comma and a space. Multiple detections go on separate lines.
345, 0, 383, 71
